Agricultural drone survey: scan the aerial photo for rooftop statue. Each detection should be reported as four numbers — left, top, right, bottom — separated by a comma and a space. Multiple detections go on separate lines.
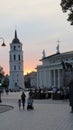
56, 44, 60, 54
42, 49, 46, 58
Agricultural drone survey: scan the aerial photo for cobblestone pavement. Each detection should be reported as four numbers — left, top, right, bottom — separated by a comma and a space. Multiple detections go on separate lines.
0, 92, 73, 130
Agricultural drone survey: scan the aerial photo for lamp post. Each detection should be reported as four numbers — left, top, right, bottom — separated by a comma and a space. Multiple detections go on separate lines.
0, 37, 6, 102
0, 37, 6, 47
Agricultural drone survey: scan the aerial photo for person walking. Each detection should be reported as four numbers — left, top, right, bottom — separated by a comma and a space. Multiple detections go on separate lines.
21, 91, 26, 110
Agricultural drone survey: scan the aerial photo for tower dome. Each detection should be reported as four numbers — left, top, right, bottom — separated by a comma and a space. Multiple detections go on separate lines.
12, 30, 21, 44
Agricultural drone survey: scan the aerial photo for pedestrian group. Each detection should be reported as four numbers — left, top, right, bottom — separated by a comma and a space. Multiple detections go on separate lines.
18, 91, 34, 110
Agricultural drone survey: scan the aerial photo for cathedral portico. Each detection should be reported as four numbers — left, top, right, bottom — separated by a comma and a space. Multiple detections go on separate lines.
48, 69, 61, 88
37, 49, 73, 90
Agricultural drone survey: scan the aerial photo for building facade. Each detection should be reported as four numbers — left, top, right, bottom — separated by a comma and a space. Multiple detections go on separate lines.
24, 71, 37, 88
9, 30, 25, 90
37, 50, 73, 90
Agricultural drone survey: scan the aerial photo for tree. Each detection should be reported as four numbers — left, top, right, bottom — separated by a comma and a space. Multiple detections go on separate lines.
0, 65, 5, 88
60, 0, 73, 25
0, 65, 5, 75
2, 75, 9, 89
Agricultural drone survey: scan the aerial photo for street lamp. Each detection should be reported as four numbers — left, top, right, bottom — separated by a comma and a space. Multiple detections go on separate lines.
0, 37, 6, 47
0, 37, 6, 102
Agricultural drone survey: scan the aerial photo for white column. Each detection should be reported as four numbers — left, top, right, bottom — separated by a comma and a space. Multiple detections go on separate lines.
49, 70, 51, 88
54, 70, 56, 86
38, 70, 42, 89
44, 69, 46, 87
58, 69, 60, 89
40, 70, 42, 89
37, 70, 39, 89
46, 69, 49, 88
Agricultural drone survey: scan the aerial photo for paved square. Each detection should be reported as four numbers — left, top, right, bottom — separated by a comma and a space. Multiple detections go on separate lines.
0, 92, 73, 130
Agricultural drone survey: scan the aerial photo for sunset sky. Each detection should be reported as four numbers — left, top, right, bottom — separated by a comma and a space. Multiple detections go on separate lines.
0, 0, 73, 75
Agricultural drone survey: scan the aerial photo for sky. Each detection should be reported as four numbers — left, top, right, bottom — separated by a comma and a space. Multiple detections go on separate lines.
0, 0, 73, 75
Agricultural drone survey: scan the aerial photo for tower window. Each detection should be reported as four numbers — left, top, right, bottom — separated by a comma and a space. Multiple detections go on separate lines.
18, 45, 20, 48
14, 55, 16, 60
15, 82, 17, 87
18, 55, 20, 61
14, 46, 16, 51
17, 79, 18, 82
10, 55, 12, 61
14, 65, 16, 70
19, 66, 20, 70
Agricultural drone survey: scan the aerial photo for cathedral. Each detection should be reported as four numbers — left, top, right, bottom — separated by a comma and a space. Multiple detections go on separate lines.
9, 30, 25, 90
37, 46, 73, 90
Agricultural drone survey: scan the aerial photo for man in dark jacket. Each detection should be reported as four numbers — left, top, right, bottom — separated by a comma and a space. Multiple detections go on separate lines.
69, 80, 73, 113
21, 92, 26, 110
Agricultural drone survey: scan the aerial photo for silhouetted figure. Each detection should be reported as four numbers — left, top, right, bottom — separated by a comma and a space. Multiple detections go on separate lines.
61, 61, 72, 71
18, 99, 21, 110
21, 92, 26, 110
69, 80, 73, 113
65, 62, 72, 71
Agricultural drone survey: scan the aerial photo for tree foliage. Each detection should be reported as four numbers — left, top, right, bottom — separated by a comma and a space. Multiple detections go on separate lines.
0, 65, 4, 75
60, 0, 73, 25
2, 75, 9, 88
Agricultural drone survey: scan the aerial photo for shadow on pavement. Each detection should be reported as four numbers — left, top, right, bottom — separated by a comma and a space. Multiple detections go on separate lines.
0, 104, 14, 113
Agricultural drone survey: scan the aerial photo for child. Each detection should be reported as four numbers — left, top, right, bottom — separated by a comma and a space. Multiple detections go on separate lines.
18, 99, 21, 110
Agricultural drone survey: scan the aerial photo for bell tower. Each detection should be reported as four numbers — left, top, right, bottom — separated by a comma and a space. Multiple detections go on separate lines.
9, 30, 25, 90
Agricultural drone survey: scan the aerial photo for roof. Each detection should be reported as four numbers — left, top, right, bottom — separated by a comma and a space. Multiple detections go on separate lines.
40, 51, 73, 61
12, 30, 21, 44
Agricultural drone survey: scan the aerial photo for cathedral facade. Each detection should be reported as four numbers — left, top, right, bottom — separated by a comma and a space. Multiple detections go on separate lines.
9, 30, 25, 90
37, 48, 73, 90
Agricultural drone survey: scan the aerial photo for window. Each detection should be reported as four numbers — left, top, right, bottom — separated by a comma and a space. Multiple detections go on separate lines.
14, 65, 16, 70
10, 55, 12, 61
19, 66, 20, 70
18, 55, 20, 61
15, 82, 17, 87
14, 55, 16, 60
18, 45, 20, 48
17, 79, 18, 82
14, 46, 16, 51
